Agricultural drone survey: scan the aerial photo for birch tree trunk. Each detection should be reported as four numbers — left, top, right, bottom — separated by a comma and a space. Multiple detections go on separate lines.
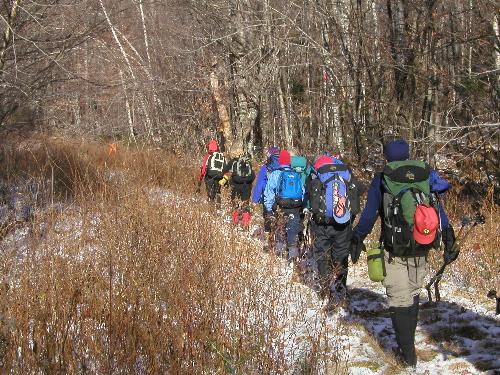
210, 60, 231, 150
227, 0, 259, 156
0, 0, 21, 75
99, 0, 152, 141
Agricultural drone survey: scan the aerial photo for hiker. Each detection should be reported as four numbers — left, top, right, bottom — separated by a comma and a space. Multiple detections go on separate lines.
197, 139, 228, 205
349, 139, 456, 368
291, 153, 312, 248
252, 147, 280, 243
263, 150, 304, 263
306, 154, 361, 306
223, 153, 256, 228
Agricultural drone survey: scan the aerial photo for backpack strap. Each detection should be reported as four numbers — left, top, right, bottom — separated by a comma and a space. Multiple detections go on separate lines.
317, 163, 349, 174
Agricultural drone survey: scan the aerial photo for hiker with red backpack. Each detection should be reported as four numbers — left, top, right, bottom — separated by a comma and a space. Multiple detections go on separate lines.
197, 140, 228, 205
349, 139, 455, 368
263, 150, 304, 263
223, 153, 255, 228
306, 154, 361, 307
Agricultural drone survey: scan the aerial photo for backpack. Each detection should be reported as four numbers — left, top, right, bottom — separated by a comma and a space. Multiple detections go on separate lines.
232, 156, 253, 184
382, 160, 441, 256
291, 155, 309, 186
206, 152, 225, 178
276, 167, 303, 209
309, 163, 359, 225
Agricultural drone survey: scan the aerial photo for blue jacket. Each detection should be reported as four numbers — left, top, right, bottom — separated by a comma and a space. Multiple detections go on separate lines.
251, 155, 279, 204
353, 169, 451, 241
264, 165, 305, 213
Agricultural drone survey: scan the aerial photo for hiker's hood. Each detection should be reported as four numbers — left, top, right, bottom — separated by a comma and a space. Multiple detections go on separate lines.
207, 140, 219, 153
384, 139, 409, 162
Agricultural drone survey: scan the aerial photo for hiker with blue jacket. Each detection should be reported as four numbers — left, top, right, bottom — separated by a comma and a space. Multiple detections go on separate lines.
252, 147, 280, 243
349, 139, 456, 368
263, 150, 304, 263
252, 147, 279, 207
306, 154, 361, 308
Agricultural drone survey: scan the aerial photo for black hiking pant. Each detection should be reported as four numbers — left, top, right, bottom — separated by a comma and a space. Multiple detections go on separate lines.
230, 182, 252, 203
311, 221, 351, 297
205, 177, 221, 204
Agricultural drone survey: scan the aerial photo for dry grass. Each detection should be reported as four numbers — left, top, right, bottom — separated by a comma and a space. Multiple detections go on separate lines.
427, 186, 499, 296
0, 136, 343, 373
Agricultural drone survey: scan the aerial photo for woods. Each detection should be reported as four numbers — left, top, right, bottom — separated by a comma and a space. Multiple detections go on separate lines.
0, 1, 498, 169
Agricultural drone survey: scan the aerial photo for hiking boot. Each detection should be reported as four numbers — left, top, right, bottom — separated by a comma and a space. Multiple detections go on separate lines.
242, 212, 251, 228
390, 303, 418, 367
323, 290, 345, 315
327, 285, 349, 311
231, 210, 239, 226
288, 246, 299, 261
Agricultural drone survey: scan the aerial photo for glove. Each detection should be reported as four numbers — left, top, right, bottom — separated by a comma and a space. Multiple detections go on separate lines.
349, 233, 365, 264
219, 176, 228, 187
443, 225, 458, 264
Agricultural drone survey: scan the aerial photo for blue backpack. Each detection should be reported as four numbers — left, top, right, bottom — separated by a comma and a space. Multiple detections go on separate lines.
311, 163, 356, 224
276, 167, 303, 209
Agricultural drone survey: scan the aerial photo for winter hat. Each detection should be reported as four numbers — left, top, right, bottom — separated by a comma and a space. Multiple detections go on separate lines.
383, 139, 409, 162
278, 150, 291, 166
267, 146, 280, 158
314, 155, 334, 170
413, 205, 439, 245
208, 139, 219, 153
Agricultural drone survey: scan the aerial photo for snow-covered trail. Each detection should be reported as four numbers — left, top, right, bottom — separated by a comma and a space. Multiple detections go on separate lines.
345, 265, 500, 374
216, 212, 499, 373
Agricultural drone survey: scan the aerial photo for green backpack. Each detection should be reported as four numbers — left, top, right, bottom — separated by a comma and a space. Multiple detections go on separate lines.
382, 160, 441, 256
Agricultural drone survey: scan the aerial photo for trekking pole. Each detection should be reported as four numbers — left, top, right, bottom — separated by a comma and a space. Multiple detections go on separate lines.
426, 216, 469, 303
426, 213, 485, 303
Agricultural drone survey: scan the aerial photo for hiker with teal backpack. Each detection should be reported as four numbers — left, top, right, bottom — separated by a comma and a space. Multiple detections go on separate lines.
263, 150, 304, 264
223, 153, 255, 229
306, 154, 361, 308
350, 139, 456, 368
291, 154, 313, 255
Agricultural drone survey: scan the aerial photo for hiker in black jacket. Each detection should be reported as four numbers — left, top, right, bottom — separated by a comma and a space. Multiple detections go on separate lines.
223, 153, 255, 228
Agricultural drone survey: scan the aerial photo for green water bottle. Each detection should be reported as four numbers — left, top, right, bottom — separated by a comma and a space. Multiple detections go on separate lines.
367, 247, 385, 282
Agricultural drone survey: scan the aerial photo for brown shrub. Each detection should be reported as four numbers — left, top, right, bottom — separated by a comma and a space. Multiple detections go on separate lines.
0, 137, 340, 373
